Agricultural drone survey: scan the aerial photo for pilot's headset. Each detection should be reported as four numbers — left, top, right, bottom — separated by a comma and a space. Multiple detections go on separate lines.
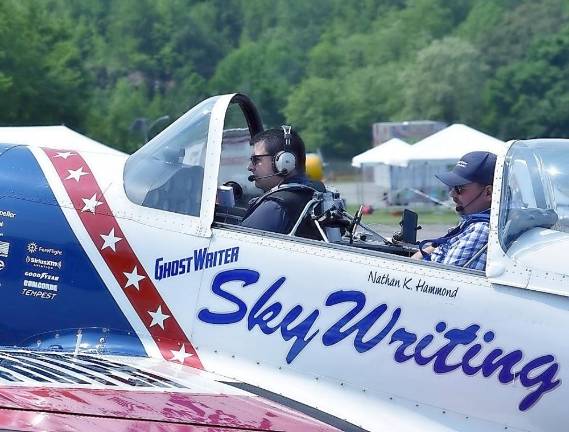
272, 125, 297, 176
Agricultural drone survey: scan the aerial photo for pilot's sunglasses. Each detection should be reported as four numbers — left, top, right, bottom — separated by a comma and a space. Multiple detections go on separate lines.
451, 185, 466, 195
249, 154, 272, 165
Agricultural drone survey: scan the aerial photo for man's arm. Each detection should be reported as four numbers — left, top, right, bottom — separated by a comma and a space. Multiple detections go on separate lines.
240, 199, 290, 234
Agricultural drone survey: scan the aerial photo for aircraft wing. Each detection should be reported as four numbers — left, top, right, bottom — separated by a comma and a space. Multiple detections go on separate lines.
0, 126, 124, 155
0, 349, 342, 431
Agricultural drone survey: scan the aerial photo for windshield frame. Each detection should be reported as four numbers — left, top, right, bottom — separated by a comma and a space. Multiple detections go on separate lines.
122, 94, 258, 236
497, 139, 569, 254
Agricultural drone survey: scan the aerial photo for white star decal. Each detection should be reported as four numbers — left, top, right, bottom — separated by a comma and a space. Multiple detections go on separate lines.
170, 344, 193, 363
54, 151, 75, 160
123, 266, 145, 290
65, 166, 90, 182
148, 305, 170, 330
100, 228, 122, 252
81, 193, 102, 214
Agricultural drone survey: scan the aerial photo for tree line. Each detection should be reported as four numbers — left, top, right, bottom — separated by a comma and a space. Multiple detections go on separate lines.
0, 0, 568, 157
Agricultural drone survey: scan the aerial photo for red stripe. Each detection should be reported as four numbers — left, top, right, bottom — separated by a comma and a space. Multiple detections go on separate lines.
43, 148, 203, 369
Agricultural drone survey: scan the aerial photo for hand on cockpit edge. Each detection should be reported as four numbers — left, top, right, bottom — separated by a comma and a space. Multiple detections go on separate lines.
412, 245, 435, 260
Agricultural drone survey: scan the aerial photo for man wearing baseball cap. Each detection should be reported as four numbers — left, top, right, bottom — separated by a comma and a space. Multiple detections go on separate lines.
412, 151, 497, 270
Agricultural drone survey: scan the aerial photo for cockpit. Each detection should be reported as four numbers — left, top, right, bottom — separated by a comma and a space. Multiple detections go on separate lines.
123, 94, 418, 256
121, 94, 569, 277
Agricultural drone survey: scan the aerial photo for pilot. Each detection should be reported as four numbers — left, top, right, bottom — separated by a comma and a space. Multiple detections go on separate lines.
412, 151, 497, 270
241, 126, 326, 238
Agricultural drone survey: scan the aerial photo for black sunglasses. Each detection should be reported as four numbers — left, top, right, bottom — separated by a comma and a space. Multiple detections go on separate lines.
451, 184, 490, 194
249, 154, 272, 165
452, 185, 467, 195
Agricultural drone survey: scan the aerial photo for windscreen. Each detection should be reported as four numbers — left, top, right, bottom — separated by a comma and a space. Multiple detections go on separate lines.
123, 96, 221, 217
499, 140, 569, 251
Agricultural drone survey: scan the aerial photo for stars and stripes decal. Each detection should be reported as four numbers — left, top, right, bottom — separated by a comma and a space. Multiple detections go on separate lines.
44, 148, 203, 369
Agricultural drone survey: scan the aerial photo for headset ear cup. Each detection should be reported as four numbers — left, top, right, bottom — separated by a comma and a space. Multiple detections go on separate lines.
274, 151, 296, 175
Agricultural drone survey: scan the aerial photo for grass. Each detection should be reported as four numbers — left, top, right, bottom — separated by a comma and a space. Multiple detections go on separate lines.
346, 205, 459, 226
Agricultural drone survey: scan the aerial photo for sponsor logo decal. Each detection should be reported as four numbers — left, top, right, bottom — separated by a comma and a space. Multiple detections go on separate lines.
24, 271, 59, 282
23, 279, 58, 292
199, 268, 561, 412
21, 273, 60, 301
25, 256, 62, 270
0, 210, 15, 219
27, 242, 63, 256
20, 288, 57, 300
0, 260, 4, 271
155, 247, 239, 281
0, 241, 10, 258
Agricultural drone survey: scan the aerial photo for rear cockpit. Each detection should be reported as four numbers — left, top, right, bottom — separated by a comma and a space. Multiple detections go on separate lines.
489, 139, 569, 295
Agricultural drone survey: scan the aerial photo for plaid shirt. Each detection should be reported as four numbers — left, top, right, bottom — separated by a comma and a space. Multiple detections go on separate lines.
428, 218, 490, 271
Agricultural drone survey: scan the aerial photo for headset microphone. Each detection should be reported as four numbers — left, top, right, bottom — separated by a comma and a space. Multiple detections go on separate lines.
248, 173, 282, 182
455, 188, 485, 213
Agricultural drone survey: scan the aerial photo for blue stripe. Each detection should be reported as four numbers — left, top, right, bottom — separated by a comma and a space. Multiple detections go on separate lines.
0, 147, 146, 356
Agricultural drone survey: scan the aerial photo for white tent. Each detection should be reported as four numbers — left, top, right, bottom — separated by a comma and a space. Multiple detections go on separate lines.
407, 123, 503, 161
401, 124, 504, 202
351, 138, 411, 167
0, 125, 124, 155
350, 138, 412, 205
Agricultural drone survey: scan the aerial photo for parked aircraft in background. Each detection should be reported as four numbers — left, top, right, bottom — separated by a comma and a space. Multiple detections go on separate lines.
0, 93, 566, 431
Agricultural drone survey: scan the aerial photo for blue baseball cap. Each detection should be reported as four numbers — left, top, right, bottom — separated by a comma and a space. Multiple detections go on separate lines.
435, 151, 497, 187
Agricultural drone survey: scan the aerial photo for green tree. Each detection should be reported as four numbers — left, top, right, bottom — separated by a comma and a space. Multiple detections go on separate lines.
1, 0, 568, 156
484, 26, 569, 139
0, 1, 87, 127
474, 0, 569, 68
400, 37, 488, 126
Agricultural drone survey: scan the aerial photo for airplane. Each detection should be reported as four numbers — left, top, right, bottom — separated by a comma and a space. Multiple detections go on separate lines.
0, 92, 566, 431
